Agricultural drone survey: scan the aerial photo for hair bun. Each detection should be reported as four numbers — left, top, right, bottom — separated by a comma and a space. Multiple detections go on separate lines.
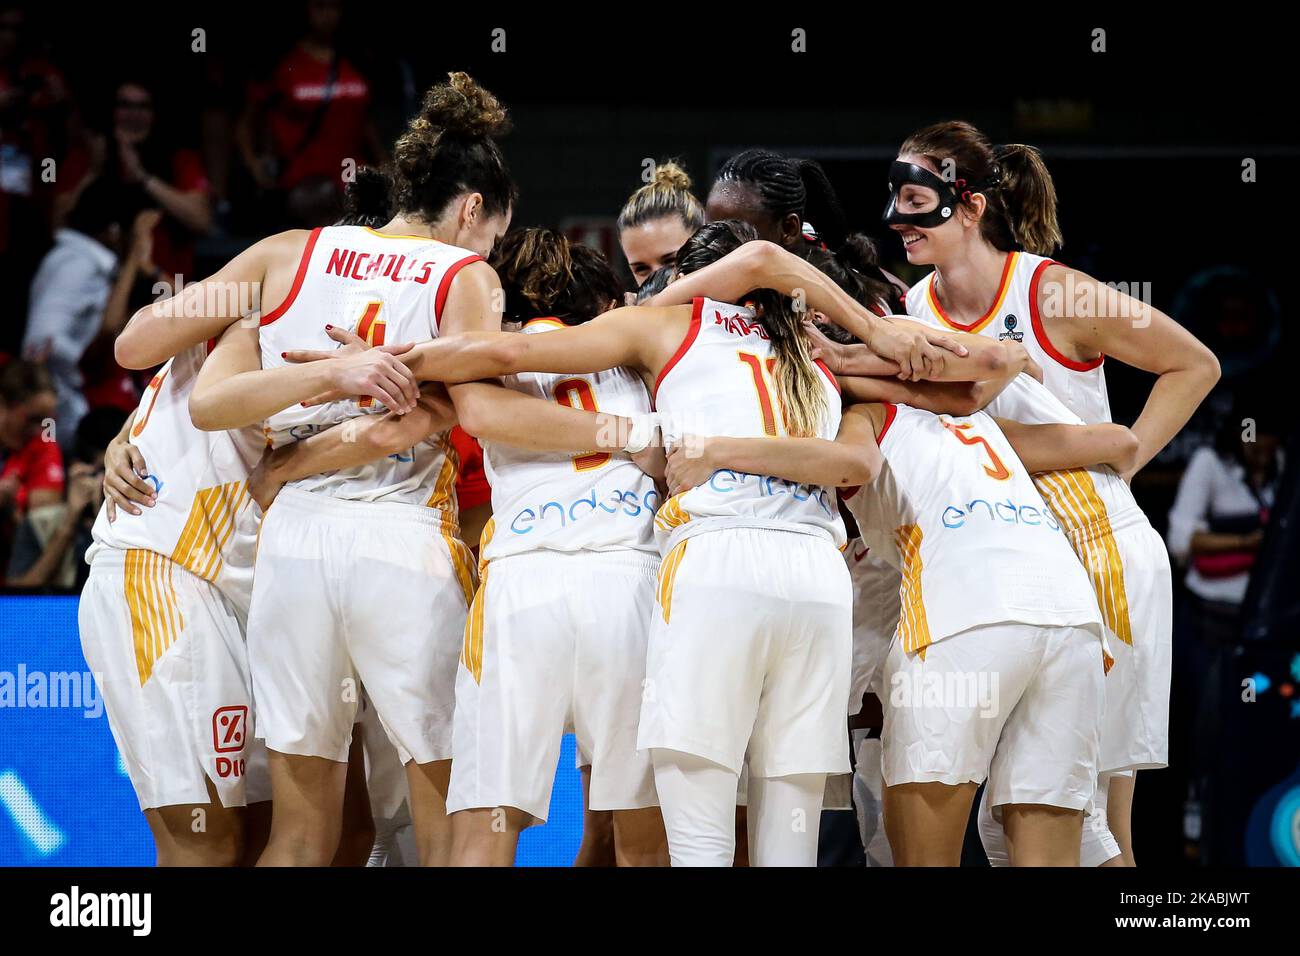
652, 161, 693, 191
420, 71, 511, 140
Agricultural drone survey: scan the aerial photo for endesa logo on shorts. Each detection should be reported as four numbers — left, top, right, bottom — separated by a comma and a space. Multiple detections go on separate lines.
941, 498, 1064, 532
509, 487, 661, 535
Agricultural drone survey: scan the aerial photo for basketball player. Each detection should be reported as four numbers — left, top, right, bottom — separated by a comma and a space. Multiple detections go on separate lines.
662, 395, 1140, 865
617, 161, 704, 288
131, 72, 516, 867
321, 220, 1036, 865
77, 348, 271, 867
445, 228, 667, 866
886, 120, 1219, 863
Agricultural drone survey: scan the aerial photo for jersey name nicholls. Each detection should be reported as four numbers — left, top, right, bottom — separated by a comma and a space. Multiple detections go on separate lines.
480, 318, 659, 562
87, 342, 263, 617
845, 403, 1102, 654
257, 225, 482, 516
905, 251, 1113, 424
984, 372, 1153, 646
653, 297, 846, 552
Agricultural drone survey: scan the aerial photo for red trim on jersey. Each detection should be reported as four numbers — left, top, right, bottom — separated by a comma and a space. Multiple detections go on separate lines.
433, 254, 485, 330
653, 297, 704, 400
205, 337, 217, 354
814, 357, 840, 393
876, 401, 898, 443
1028, 259, 1105, 371
841, 485, 861, 501
927, 251, 1017, 333
259, 228, 321, 326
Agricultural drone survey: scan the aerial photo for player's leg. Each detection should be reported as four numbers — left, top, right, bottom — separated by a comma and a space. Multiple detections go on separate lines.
406, 758, 454, 866
246, 493, 360, 865
1104, 771, 1138, 865
446, 553, 573, 865
611, 808, 669, 867
80, 551, 261, 866
637, 533, 769, 865
746, 772, 828, 867
743, 531, 852, 865
333, 731, 376, 866
573, 766, 616, 867
145, 777, 245, 867
258, 751, 350, 866
345, 512, 473, 866
573, 552, 666, 867
884, 782, 979, 866
881, 623, 1035, 866
1002, 804, 1084, 867
650, 749, 740, 866
987, 624, 1104, 868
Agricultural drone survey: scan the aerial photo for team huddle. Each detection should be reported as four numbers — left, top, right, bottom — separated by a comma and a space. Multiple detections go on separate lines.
79, 72, 1221, 867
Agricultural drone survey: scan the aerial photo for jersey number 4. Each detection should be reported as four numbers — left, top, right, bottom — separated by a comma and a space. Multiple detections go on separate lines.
354, 301, 386, 408
941, 420, 1011, 480
553, 379, 610, 472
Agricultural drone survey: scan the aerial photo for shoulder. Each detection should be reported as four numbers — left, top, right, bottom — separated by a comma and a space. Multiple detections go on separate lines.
259, 228, 318, 257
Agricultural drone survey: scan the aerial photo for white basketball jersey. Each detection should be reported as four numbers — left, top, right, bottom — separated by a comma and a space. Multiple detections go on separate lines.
845, 403, 1101, 653
653, 297, 846, 551
87, 342, 263, 616
985, 373, 1153, 646
257, 225, 482, 513
480, 318, 659, 562
905, 251, 1113, 424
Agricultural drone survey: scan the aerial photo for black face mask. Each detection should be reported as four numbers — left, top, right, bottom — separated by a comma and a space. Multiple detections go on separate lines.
882, 160, 1000, 229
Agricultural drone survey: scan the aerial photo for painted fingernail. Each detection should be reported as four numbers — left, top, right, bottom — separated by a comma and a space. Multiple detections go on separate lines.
325, 324, 333, 330
281, 352, 287, 358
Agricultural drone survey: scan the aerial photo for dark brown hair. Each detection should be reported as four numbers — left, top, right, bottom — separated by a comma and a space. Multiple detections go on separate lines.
900, 120, 1062, 255
490, 229, 622, 326
391, 72, 517, 223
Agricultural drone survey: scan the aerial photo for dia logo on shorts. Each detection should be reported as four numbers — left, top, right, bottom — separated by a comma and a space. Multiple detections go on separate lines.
212, 705, 247, 754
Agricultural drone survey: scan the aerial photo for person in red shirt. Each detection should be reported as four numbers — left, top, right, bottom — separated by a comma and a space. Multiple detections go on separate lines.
237, 0, 386, 223
0, 359, 63, 516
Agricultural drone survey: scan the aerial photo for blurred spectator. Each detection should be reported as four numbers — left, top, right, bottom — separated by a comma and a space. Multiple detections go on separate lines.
1167, 405, 1284, 610
6, 404, 119, 587
22, 175, 121, 447
0, 2, 71, 354
0, 358, 62, 521
236, 0, 385, 227
56, 78, 212, 280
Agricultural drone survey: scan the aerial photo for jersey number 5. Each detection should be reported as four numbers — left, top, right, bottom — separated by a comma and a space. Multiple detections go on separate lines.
553, 378, 610, 472
941, 420, 1011, 480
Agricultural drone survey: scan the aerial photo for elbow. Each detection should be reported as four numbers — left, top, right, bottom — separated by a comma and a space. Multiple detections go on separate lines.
848, 445, 883, 487
1114, 426, 1142, 476
1200, 348, 1222, 391
452, 392, 490, 440
187, 391, 224, 431
114, 313, 154, 369
977, 344, 1012, 378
